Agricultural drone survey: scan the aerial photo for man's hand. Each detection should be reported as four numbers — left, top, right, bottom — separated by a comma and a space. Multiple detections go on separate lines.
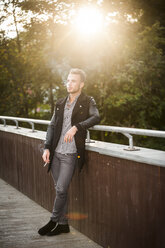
42, 149, 50, 163
64, 126, 78, 143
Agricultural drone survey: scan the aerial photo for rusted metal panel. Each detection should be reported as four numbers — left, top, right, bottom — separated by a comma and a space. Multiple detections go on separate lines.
0, 130, 165, 248
0, 132, 54, 212
68, 152, 165, 248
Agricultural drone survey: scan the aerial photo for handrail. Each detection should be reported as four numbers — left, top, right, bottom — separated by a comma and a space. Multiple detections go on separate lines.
0, 116, 50, 126
90, 125, 165, 138
0, 116, 165, 151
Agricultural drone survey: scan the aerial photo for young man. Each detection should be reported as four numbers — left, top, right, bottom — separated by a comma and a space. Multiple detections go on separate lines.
38, 68, 100, 236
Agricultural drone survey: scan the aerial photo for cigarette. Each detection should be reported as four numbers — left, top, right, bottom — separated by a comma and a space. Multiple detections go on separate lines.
44, 162, 48, 167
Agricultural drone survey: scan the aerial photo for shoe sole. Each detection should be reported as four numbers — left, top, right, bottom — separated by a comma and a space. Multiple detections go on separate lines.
47, 230, 70, 236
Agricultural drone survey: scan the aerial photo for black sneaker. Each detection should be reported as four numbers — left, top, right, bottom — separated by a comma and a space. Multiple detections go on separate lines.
38, 220, 57, 236
46, 224, 70, 236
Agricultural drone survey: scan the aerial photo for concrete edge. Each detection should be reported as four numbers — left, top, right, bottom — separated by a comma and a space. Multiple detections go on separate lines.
0, 125, 165, 167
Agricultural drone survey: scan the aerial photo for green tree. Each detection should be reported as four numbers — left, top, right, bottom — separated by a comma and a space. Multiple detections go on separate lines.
0, 0, 165, 149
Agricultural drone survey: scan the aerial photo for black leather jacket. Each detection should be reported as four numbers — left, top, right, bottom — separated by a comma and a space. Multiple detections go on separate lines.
44, 92, 100, 172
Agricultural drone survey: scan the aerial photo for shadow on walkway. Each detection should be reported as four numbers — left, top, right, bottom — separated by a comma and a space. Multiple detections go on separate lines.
0, 179, 102, 248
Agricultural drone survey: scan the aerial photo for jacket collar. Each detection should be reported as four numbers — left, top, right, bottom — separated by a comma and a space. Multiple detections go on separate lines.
72, 92, 87, 118
56, 92, 87, 117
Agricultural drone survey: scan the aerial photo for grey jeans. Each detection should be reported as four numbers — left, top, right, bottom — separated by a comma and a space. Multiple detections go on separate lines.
50, 152, 77, 224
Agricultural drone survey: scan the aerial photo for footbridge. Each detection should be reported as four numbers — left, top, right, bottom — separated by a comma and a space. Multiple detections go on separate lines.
0, 116, 165, 248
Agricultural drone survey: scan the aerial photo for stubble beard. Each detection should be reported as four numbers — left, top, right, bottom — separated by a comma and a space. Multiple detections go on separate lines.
67, 86, 81, 95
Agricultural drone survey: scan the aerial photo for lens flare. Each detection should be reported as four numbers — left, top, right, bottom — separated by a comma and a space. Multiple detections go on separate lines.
66, 212, 88, 220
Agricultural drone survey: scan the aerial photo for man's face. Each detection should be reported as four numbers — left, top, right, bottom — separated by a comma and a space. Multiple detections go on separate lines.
66, 73, 84, 94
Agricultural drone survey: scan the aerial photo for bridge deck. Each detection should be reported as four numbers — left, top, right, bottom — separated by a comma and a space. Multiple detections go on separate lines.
0, 179, 102, 248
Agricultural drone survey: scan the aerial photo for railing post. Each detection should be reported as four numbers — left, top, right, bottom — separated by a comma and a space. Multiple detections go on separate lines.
123, 133, 140, 151
1, 118, 6, 127
28, 122, 35, 132
86, 130, 91, 143
13, 120, 19, 129
86, 130, 95, 143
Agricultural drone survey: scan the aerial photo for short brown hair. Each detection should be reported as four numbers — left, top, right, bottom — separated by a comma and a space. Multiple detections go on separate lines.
69, 68, 86, 82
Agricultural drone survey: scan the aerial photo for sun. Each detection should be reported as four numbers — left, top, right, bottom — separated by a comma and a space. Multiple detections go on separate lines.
74, 7, 103, 36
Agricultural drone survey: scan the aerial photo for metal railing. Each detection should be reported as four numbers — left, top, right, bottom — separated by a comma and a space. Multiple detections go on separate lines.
0, 116, 49, 132
0, 116, 165, 151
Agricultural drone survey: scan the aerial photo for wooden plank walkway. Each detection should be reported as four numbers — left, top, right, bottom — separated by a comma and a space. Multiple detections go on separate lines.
0, 178, 102, 248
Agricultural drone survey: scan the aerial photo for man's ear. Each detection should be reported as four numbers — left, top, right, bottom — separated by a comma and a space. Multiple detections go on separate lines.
80, 82, 84, 89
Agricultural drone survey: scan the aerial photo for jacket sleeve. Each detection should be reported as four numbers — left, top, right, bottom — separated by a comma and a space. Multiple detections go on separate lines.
75, 97, 100, 131
44, 110, 56, 150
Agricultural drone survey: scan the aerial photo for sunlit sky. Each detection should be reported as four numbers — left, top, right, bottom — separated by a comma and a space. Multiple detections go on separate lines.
0, 1, 137, 39
73, 7, 104, 36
